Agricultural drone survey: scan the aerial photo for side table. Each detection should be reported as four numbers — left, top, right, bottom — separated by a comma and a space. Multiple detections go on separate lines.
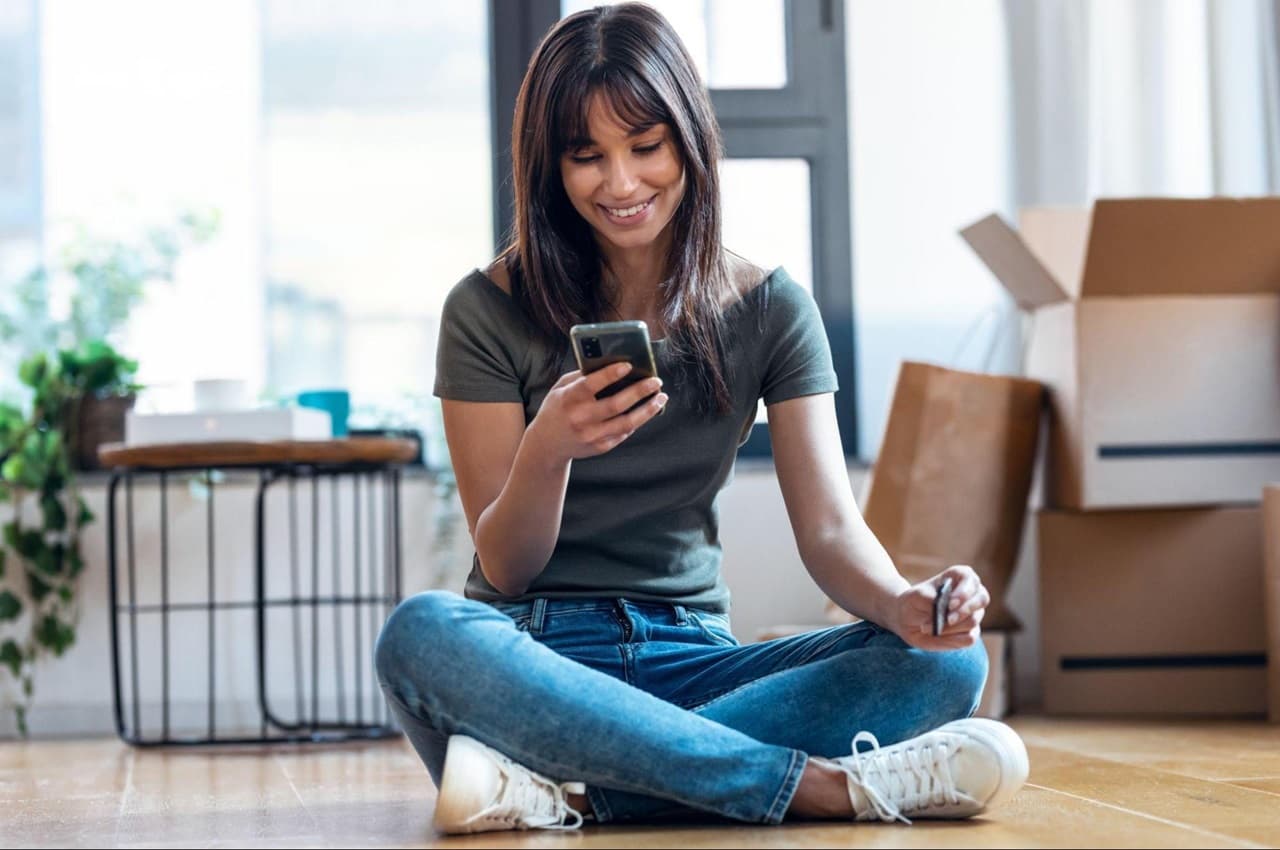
98, 438, 417, 746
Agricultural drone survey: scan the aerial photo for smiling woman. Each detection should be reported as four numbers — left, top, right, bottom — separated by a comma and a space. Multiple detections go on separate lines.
374, 2, 1027, 838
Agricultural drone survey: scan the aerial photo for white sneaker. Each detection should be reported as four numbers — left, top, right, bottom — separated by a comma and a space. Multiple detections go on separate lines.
433, 735, 587, 834
836, 718, 1029, 824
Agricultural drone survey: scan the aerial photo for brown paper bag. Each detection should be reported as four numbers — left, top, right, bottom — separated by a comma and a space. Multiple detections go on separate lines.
829, 361, 1043, 630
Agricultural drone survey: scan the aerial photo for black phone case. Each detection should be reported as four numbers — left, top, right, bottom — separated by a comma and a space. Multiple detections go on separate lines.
570, 321, 659, 401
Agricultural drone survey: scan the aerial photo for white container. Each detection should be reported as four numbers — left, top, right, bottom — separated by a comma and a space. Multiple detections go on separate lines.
193, 378, 250, 411
125, 408, 332, 445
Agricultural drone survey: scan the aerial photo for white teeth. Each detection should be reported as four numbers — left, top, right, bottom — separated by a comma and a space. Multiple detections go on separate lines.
606, 200, 651, 218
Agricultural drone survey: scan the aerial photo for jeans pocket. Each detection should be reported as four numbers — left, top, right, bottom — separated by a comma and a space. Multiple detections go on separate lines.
689, 611, 738, 647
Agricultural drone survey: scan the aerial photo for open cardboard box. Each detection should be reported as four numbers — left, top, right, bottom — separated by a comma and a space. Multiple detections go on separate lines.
963, 197, 1280, 510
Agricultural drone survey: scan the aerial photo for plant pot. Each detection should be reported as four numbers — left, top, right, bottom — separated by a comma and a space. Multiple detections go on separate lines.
76, 393, 135, 471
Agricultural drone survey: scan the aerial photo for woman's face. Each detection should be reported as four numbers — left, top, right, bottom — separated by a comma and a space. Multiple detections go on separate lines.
560, 93, 686, 254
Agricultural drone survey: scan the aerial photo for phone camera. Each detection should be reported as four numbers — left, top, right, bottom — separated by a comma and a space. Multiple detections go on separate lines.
582, 337, 602, 358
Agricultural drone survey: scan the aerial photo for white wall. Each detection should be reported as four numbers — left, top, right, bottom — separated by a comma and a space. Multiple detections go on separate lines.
1, 461, 1041, 739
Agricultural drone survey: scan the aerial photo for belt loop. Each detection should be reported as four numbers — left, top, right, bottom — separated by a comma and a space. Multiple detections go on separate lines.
673, 604, 688, 625
531, 598, 548, 635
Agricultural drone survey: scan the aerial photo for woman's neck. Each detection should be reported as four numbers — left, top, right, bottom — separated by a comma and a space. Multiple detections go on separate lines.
597, 233, 672, 327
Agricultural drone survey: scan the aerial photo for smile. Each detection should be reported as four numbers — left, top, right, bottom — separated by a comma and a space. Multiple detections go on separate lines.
600, 196, 656, 221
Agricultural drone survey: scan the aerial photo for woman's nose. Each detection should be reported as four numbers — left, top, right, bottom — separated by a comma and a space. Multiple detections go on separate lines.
603, 157, 641, 197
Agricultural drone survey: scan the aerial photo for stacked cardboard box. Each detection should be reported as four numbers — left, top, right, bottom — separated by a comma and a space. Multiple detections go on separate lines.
963, 197, 1280, 716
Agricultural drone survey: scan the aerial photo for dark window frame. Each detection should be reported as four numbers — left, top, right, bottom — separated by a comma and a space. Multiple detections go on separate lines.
488, 0, 856, 458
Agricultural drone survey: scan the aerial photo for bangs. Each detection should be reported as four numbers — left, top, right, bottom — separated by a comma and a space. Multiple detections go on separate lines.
555, 69, 674, 152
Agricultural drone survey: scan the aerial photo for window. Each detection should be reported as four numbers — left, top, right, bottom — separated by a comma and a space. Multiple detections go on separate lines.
263, 0, 492, 414
494, 0, 855, 457
8, 1, 492, 426
847, 0, 1016, 459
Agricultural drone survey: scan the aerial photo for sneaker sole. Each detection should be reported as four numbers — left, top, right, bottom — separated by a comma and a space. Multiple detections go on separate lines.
433, 735, 498, 834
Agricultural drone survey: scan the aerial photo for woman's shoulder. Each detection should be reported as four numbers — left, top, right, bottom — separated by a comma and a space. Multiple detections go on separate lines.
481, 257, 514, 296
723, 252, 773, 308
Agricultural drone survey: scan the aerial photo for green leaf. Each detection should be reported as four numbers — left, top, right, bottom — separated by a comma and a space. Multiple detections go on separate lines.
1, 455, 26, 485
34, 545, 58, 576
15, 704, 26, 737
41, 494, 67, 532
0, 547, 6, 578
17, 353, 48, 389
35, 614, 75, 656
57, 586, 72, 603
22, 675, 32, 697
0, 639, 21, 677
0, 590, 21, 621
77, 498, 94, 526
25, 571, 50, 603
66, 547, 84, 578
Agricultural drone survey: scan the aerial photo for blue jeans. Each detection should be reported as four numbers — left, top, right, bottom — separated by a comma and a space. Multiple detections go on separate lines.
374, 591, 987, 825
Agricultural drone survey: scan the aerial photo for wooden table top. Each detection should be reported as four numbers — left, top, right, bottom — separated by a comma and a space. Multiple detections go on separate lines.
97, 438, 420, 470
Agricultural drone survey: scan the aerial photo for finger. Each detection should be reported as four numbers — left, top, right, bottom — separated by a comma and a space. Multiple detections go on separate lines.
554, 370, 582, 388
599, 376, 664, 419
944, 606, 985, 634
947, 571, 984, 612
585, 391, 669, 443
581, 362, 636, 395
928, 627, 980, 650
950, 586, 990, 622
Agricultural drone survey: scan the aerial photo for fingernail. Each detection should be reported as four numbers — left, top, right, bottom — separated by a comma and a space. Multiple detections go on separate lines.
657, 393, 669, 404
617, 363, 632, 374
948, 612, 958, 625
655, 378, 664, 388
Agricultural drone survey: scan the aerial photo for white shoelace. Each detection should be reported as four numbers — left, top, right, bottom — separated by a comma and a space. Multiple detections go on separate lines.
462, 748, 586, 831
842, 730, 960, 825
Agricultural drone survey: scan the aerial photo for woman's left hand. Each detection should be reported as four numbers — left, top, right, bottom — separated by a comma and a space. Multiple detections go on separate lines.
889, 565, 988, 652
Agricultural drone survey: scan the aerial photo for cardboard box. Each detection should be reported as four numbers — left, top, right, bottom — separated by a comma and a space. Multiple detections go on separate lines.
125, 408, 332, 445
962, 198, 1280, 509
1263, 486, 1280, 723
857, 361, 1042, 630
756, 624, 1012, 720
1040, 506, 1267, 716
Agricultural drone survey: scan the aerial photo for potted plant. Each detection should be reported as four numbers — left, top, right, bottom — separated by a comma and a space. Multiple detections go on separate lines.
0, 210, 217, 733
0, 343, 139, 734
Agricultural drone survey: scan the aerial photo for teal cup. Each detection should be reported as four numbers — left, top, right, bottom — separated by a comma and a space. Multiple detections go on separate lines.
297, 389, 350, 437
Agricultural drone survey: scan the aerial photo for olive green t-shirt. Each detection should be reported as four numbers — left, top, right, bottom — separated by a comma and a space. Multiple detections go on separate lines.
433, 266, 838, 613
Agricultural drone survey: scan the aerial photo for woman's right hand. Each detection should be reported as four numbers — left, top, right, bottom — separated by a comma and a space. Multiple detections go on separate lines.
528, 363, 668, 463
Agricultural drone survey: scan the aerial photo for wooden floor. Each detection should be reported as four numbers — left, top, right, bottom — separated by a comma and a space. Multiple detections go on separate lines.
4, 715, 1280, 848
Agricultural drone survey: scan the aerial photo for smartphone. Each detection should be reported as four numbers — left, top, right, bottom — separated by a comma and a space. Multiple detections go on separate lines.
569, 320, 662, 412
933, 576, 954, 637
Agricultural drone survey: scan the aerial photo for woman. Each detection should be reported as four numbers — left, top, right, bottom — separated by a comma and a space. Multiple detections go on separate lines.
376, 3, 1028, 834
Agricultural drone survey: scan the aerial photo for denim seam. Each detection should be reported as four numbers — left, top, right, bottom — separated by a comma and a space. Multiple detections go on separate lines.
764, 749, 808, 824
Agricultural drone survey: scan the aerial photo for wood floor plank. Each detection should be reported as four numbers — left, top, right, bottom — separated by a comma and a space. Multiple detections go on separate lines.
1011, 716, 1280, 781
1026, 744, 1279, 847
5, 719, 1280, 848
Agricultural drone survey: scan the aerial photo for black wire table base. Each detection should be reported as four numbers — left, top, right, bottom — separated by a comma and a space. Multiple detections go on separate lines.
105, 462, 404, 746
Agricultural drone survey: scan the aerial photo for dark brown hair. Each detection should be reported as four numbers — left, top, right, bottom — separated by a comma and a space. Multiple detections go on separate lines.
501, 2, 733, 415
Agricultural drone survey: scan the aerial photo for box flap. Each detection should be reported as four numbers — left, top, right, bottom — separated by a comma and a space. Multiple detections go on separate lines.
1019, 207, 1091, 299
960, 214, 1070, 309
1082, 197, 1280, 296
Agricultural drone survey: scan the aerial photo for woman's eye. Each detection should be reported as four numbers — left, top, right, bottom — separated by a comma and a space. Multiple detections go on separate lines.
570, 153, 600, 164
635, 142, 662, 155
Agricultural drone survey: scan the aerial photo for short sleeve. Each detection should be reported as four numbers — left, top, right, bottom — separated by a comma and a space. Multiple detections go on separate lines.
433, 273, 528, 403
759, 271, 839, 405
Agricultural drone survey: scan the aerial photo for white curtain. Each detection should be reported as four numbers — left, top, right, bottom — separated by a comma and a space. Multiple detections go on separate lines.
1003, 0, 1280, 204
